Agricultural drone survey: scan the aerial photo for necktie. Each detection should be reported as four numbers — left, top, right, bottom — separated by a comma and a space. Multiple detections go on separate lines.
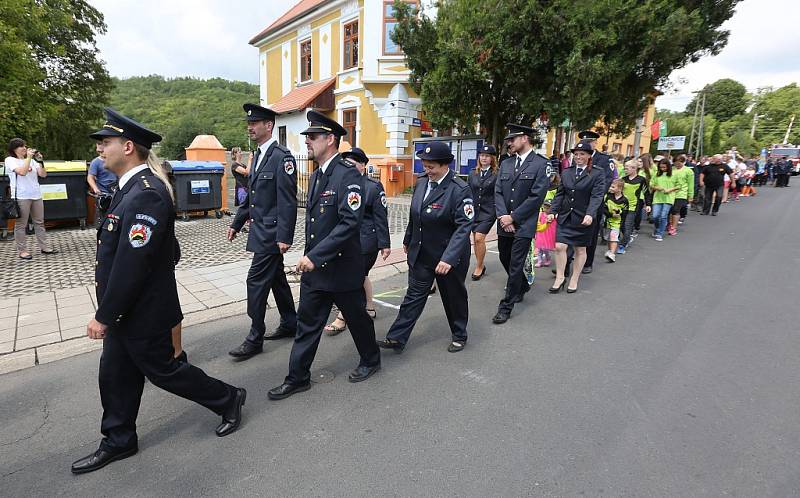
425, 181, 438, 200
514, 157, 521, 174
250, 148, 261, 177
576, 167, 584, 179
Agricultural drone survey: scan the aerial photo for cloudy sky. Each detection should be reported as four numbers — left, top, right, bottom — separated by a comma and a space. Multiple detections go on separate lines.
90, 0, 798, 112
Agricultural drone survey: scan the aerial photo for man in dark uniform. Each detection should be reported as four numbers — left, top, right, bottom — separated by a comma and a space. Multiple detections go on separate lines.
572, 130, 616, 275
268, 110, 381, 400
72, 109, 245, 475
492, 123, 551, 324
227, 104, 298, 359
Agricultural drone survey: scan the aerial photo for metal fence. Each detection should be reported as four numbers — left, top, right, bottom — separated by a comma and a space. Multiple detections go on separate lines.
295, 154, 313, 208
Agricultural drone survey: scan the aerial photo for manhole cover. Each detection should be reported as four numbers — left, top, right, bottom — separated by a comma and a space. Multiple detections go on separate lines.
311, 370, 335, 383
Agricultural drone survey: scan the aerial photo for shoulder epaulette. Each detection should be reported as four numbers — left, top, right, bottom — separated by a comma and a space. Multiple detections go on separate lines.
138, 175, 155, 190
341, 158, 356, 168
452, 175, 467, 187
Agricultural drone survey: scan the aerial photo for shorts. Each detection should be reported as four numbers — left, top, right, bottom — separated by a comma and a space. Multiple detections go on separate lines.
603, 227, 620, 242
670, 198, 688, 215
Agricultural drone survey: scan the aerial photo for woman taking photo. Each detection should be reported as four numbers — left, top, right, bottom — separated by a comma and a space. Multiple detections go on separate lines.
649, 157, 678, 242
378, 141, 473, 354
324, 147, 391, 335
468, 143, 497, 280
547, 140, 604, 293
4, 138, 56, 260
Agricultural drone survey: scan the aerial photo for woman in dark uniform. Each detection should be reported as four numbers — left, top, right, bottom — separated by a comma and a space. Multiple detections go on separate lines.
468, 144, 497, 280
324, 147, 391, 335
378, 141, 474, 353
547, 140, 605, 293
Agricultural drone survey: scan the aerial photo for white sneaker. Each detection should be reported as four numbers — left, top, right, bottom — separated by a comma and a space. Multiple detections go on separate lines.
605, 250, 616, 262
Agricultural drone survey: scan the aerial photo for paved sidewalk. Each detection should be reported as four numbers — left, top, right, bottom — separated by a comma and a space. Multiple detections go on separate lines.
0, 197, 430, 374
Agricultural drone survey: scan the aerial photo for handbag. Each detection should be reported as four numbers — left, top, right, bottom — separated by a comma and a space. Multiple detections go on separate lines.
1, 172, 21, 219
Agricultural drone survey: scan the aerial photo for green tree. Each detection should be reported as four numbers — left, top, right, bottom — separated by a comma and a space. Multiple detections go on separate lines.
159, 114, 215, 159
685, 78, 748, 122
394, 0, 740, 147
0, 0, 112, 159
752, 83, 800, 146
107, 76, 258, 158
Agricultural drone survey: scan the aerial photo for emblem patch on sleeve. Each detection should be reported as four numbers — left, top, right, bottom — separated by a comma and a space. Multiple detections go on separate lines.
463, 203, 475, 220
347, 191, 362, 211
284, 159, 296, 175
380, 192, 387, 208
128, 223, 152, 248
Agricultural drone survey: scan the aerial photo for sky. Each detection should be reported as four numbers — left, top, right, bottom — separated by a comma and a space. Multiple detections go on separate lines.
90, 0, 799, 113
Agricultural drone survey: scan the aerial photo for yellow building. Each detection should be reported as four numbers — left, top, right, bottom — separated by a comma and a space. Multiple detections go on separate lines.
249, 0, 424, 195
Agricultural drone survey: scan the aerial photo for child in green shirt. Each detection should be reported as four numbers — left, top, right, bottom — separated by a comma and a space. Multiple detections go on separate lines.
603, 179, 629, 262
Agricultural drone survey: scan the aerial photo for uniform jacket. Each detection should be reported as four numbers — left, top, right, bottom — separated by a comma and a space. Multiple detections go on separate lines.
303, 154, 365, 292
494, 152, 551, 239
591, 151, 617, 192
468, 168, 497, 223
95, 168, 182, 337
403, 171, 473, 268
360, 177, 390, 255
550, 165, 606, 228
231, 141, 297, 253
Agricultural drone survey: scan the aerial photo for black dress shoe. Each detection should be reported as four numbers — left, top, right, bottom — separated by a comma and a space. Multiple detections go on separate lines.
216, 388, 246, 437
71, 446, 138, 475
268, 382, 311, 400
492, 311, 510, 324
447, 340, 465, 353
263, 326, 295, 340
581, 266, 593, 274
348, 364, 381, 383
377, 338, 405, 353
549, 281, 565, 293
228, 342, 263, 360
471, 267, 486, 281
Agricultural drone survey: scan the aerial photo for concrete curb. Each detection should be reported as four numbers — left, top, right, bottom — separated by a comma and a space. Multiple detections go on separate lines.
0, 260, 410, 376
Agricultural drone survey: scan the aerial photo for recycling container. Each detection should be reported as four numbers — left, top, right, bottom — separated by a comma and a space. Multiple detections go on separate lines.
40, 161, 89, 229
166, 160, 225, 221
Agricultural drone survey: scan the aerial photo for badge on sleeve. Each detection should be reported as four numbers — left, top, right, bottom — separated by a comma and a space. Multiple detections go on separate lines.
347, 191, 362, 211
284, 158, 296, 175
128, 223, 152, 248
463, 203, 475, 220
380, 192, 387, 208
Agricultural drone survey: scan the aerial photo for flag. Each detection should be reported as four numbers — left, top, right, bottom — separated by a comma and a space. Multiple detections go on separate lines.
651, 119, 661, 140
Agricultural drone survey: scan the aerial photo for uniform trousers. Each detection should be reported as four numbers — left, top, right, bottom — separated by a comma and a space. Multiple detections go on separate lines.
245, 252, 297, 345
285, 283, 380, 385
386, 256, 468, 345
497, 235, 532, 313
99, 330, 235, 451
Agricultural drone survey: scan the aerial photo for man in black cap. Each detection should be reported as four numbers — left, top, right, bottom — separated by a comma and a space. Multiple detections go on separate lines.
574, 130, 616, 274
227, 103, 298, 359
268, 110, 381, 400
72, 108, 246, 475
492, 123, 551, 324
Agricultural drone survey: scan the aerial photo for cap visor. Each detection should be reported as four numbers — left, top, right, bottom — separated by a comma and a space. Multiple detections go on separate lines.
89, 129, 122, 140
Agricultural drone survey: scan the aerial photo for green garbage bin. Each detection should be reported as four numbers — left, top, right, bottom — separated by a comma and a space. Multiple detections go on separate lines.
40, 161, 89, 229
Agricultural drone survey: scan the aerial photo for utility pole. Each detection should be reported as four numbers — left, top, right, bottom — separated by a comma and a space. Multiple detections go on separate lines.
688, 91, 706, 157
783, 114, 795, 144
750, 112, 759, 139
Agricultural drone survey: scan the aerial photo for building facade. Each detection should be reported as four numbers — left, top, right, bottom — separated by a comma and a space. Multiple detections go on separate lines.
250, 0, 424, 195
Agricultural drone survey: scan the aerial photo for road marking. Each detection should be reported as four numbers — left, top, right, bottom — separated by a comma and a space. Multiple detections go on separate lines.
372, 298, 400, 310
374, 287, 407, 298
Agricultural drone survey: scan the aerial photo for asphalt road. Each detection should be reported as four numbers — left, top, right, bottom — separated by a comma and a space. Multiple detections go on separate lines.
2, 186, 799, 497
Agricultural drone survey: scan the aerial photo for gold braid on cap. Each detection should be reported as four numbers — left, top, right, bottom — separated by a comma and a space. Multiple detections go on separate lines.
104, 123, 124, 133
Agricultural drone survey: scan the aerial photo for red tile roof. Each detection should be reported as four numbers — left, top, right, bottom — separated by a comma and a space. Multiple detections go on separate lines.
270, 78, 336, 114
249, 0, 333, 45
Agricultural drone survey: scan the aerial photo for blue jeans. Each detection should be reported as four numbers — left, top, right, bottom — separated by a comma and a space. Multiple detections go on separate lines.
651, 203, 672, 236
